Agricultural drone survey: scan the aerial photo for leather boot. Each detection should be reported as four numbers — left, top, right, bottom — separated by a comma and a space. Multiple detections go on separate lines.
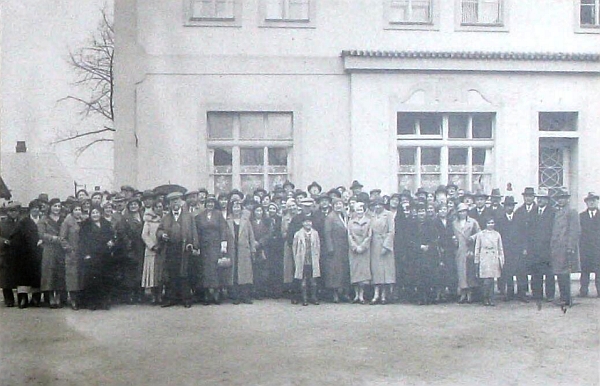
17, 293, 28, 309
301, 286, 308, 306
3, 288, 15, 307
310, 285, 319, 305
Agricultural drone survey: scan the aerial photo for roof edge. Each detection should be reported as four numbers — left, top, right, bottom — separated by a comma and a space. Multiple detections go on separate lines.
341, 50, 600, 62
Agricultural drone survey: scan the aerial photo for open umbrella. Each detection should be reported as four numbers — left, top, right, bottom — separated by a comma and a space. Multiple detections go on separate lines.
153, 184, 188, 196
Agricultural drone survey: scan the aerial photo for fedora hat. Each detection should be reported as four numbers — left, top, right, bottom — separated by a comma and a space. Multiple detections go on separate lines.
490, 188, 502, 198
502, 196, 517, 206
555, 187, 571, 198
522, 187, 535, 196
349, 180, 364, 190
535, 187, 550, 198
584, 192, 600, 202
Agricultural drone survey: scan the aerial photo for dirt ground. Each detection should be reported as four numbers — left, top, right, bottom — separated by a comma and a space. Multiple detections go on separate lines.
0, 287, 598, 386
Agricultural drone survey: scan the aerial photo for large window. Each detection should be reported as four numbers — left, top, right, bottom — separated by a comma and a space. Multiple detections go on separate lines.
580, 0, 600, 28
260, 0, 316, 28
207, 112, 293, 194
389, 0, 433, 24
397, 112, 494, 192
461, 0, 502, 25
185, 0, 241, 27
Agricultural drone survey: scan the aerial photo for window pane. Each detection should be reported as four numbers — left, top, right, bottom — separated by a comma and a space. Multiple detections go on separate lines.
581, 0, 597, 25
266, 113, 293, 139
473, 148, 493, 173
288, 0, 310, 20
268, 147, 288, 166
449, 148, 468, 173
192, 0, 215, 18
472, 174, 491, 192
449, 114, 468, 138
472, 113, 493, 138
398, 147, 416, 173
421, 147, 440, 173
448, 175, 467, 189
398, 175, 417, 193
208, 112, 234, 139
265, 0, 284, 19
480, 0, 501, 24
539, 112, 577, 131
241, 148, 264, 165
240, 113, 265, 139
213, 148, 232, 167
389, 0, 410, 22
419, 114, 442, 135
241, 175, 264, 194
462, 0, 478, 24
412, 0, 432, 22
421, 175, 441, 190
397, 113, 417, 135
269, 175, 288, 191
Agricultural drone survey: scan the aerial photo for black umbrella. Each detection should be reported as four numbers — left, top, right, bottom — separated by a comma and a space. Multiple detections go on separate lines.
153, 184, 188, 196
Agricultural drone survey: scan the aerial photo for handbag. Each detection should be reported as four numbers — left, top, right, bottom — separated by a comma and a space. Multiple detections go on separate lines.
217, 256, 232, 268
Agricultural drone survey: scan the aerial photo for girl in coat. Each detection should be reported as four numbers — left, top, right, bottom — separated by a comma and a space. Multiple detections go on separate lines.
348, 201, 372, 304
39, 198, 66, 308
60, 201, 84, 310
141, 200, 164, 305
473, 217, 505, 306
369, 198, 396, 305
292, 216, 321, 306
225, 199, 257, 304
324, 198, 350, 303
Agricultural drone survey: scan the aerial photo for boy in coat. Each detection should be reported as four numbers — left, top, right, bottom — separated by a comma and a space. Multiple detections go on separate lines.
293, 217, 321, 306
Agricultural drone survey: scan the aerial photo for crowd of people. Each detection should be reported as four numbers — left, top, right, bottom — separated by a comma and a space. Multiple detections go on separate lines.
0, 179, 598, 312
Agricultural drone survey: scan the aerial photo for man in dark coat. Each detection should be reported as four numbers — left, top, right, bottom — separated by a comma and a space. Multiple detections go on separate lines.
412, 204, 440, 305
0, 202, 21, 307
157, 192, 199, 308
528, 188, 555, 308
469, 190, 493, 229
496, 196, 528, 302
432, 203, 457, 302
579, 192, 600, 297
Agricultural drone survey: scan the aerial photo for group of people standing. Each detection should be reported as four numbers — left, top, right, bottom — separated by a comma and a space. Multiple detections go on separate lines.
0, 179, 597, 311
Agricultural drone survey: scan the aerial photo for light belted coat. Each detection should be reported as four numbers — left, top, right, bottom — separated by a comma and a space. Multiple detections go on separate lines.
551, 205, 581, 274
293, 228, 321, 280
225, 218, 256, 286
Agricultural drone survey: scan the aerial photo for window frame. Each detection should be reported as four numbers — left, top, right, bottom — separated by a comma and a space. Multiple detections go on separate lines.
259, 0, 317, 29
397, 112, 495, 192
184, 0, 243, 28
454, 0, 509, 32
207, 112, 294, 194
384, 0, 440, 31
575, 0, 600, 34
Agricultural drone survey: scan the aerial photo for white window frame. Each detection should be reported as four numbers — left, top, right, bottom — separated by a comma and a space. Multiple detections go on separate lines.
575, 0, 600, 34
454, 0, 509, 32
207, 112, 294, 194
384, 0, 440, 31
259, 0, 317, 29
184, 0, 242, 28
397, 113, 495, 192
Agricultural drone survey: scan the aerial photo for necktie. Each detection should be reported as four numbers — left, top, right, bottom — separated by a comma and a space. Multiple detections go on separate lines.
538, 208, 543, 216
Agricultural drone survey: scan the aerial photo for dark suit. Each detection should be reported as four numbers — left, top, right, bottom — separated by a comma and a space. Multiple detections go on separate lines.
469, 207, 493, 230
579, 209, 600, 296
528, 205, 555, 301
432, 217, 457, 296
496, 212, 527, 298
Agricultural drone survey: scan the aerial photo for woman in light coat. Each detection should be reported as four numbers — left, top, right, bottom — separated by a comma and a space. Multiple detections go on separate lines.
39, 198, 66, 308
292, 216, 321, 306
348, 201, 372, 304
473, 217, 504, 306
60, 202, 84, 310
369, 198, 395, 305
452, 203, 481, 304
141, 200, 164, 305
225, 199, 257, 304
281, 199, 297, 288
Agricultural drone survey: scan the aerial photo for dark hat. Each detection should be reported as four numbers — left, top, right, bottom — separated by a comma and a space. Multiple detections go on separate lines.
535, 187, 550, 198
503, 196, 517, 206
205, 194, 218, 204
584, 192, 600, 202
120, 185, 136, 192
307, 181, 322, 193
490, 188, 502, 198
356, 192, 370, 204
283, 180, 295, 189
415, 187, 428, 196
350, 180, 364, 190
294, 190, 308, 199
48, 198, 61, 207
198, 188, 209, 194
37, 193, 49, 203
166, 191, 184, 201
141, 190, 156, 200
473, 189, 488, 198
369, 197, 385, 207
522, 187, 535, 196
112, 193, 126, 203
446, 183, 458, 190
369, 188, 382, 195
555, 187, 571, 198
127, 197, 142, 208
28, 200, 40, 210
327, 188, 342, 198
390, 193, 402, 201
6, 201, 21, 210
228, 189, 245, 201
253, 187, 267, 196
435, 185, 448, 194
317, 193, 332, 203
336, 186, 347, 193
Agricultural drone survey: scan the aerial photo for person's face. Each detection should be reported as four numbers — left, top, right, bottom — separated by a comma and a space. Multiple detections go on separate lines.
232, 202, 242, 216
82, 201, 91, 211
284, 185, 293, 193
457, 210, 468, 220
401, 196, 410, 205
206, 200, 215, 210
90, 208, 102, 222
154, 202, 163, 214
7, 208, 19, 219
122, 190, 133, 199
230, 193, 242, 202
417, 208, 427, 221
287, 202, 297, 214
557, 197, 569, 207
143, 198, 154, 208
523, 194, 535, 205
128, 201, 140, 212
426, 193, 435, 203
116, 202, 126, 212
170, 198, 182, 211
254, 195, 261, 203
319, 200, 329, 210
187, 194, 198, 206
586, 198, 599, 210
103, 205, 113, 216
352, 188, 361, 196
373, 203, 383, 214
50, 203, 62, 215
72, 207, 83, 219
402, 202, 410, 215
464, 197, 474, 205
91, 196, 102, 206
426, 204, 435, 217
219, 198, 229, 210
438, 205, 448, 219
475, 197, 486, 208
254, 206, 264, 218
300, 205, 312, 215
309, 187, 320, 196
354, 204, 365, 217
505, 204, 515, 214
436, 192, 447, 204
30, 207, 40, 218
491, 197, 501, 205
342, 191, 351, 204
390, 197, 400, 209
537, 197, 549, 208
262, 196, 271, 206
302, 219, 312, 231
268, 206, 277, 217
77, 191, 88, 200
198, 192, 207, 202
486, 219, 495, 230
40, 203, 48, 213
333, 201, 344, 213
447, 187, 457, 196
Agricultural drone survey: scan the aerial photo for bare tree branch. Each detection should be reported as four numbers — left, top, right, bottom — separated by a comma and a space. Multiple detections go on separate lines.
52, 127, 115, 144
75, 138, 113, 158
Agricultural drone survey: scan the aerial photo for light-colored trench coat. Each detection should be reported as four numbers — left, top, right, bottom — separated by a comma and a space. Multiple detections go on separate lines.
292, 228, 321, 280
474, 229, 505, 279
225, 218, 256, 286
369, 210, 395, 285
551, 205, 581, 274
452, 217, 481, 290
60, 214, 83, 292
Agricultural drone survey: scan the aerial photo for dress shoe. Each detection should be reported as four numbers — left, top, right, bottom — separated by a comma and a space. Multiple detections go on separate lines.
233, 299, 241, 305
161, 301, 175, 308
183, 301, 192, 308
5, 302, 15, 308
310, 299, 319, 305
359, 299, 366, 305
242, 299, 253, 304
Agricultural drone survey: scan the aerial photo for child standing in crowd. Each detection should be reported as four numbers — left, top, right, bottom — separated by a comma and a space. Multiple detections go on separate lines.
473, 218, 505, 306
292, 217, 321, 306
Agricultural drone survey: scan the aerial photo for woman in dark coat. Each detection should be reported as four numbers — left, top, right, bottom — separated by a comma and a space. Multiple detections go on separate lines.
60, 201, 84, 309
250, 205, 272, 300
323, 197, 350, 303
38, 198, 66, 308
117, 198, 145, 303
195, 195, 228, 304
79, 206, 115, 310
0, 202, 21, 307
265, 202, 283, 298
11, 201, 43, 308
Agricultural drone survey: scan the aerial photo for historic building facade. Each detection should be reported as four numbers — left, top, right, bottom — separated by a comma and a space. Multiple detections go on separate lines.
114, 0, 600, 205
